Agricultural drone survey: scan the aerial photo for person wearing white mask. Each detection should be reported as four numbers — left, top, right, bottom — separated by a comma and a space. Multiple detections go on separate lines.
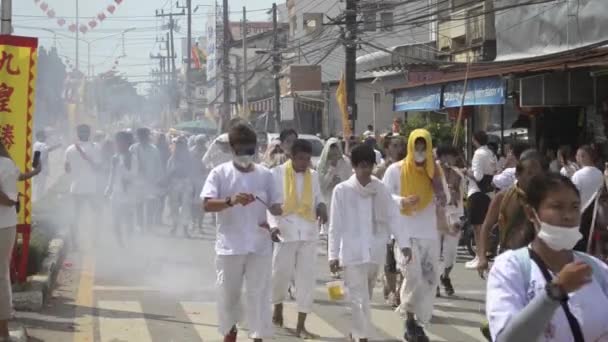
487, 173, 608, 342
201, 123, 282, 342
383, 129, 446, 342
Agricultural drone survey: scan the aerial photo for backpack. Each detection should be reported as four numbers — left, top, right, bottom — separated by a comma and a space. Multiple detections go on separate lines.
512, 247, 608, 297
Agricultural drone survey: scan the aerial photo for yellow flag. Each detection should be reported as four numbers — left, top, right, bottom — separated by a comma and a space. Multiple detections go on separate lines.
336, 72, 351, 137
0, 36, 38, 226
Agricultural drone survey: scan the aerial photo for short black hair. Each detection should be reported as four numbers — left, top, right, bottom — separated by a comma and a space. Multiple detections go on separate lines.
136, 127, 150, 138
291, 139, 313, 156
473, 131, 488, 145
367, 124, 373, 130
350, 144, 376, 167
578, 144, 596, 162
77, 124, 91, 133
436, 145, 459, 158
524, 173, 579, 210
511, 142, 531, 160
516, 149, 549, 174
115, 130, 134, 146
228, 123, 257, 146
279, 129, 298, 142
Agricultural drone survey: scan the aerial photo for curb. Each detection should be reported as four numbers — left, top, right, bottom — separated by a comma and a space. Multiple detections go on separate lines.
12, 238, 65, 312
8, 322, 28, 342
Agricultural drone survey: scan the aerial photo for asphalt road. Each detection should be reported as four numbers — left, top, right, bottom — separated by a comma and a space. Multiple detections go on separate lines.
15, 214, 489, 342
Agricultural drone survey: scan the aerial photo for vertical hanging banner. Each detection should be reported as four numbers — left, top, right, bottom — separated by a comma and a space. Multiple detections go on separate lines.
0, 36, 38, 227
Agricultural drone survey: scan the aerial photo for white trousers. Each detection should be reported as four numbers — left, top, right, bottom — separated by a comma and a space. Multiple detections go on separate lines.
397, 238, 440, 324
0, 227, 16, 321
33, 174, 47, 201
440, 233, 460, 270
271, 240, 317, 313
343, 263, 380, 340
216, 254, 273, 339
168, 179, 193, 227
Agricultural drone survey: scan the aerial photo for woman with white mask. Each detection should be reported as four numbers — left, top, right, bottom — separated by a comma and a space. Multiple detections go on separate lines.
486, 173, 608, 342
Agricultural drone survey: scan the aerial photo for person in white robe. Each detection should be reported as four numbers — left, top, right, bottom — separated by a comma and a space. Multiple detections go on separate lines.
201, 123, 282, 342
382, 129, 446, 342
329, 144, 411, 342
268, 139, 328, 338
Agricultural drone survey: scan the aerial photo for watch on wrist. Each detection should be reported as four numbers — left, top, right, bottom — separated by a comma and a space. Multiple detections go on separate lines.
545, 282, 568, 302
225, 197, 234, 207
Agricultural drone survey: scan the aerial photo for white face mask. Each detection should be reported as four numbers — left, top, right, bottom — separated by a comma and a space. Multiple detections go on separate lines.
414, 151, 426, 163
535, 212, 582, 251
233, 155, 254, 168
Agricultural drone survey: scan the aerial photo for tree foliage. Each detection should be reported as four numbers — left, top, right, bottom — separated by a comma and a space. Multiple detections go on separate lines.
400, 115, 463, 147
34, 47, 66, 129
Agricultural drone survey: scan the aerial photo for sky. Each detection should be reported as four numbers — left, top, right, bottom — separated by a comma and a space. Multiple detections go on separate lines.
13, 0, 278, 93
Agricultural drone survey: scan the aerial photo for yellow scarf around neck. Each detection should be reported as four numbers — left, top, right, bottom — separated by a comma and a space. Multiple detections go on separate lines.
400, 129, 435, 216
283, 160, 315, 221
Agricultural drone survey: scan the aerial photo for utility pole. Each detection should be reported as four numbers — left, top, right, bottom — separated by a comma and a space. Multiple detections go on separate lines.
177, 0, 193, 119
222, 0, 231, 123
242, 6, 248, 115
1, 0, 12, 34
272, 3, 281, 132
345, 0, 358, 133
156, 8, 184, 108
75, 0, 79, 72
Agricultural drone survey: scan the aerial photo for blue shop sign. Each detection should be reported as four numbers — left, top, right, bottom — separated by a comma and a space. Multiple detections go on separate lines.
393, 84, 442, 111
443, 76, 505, 108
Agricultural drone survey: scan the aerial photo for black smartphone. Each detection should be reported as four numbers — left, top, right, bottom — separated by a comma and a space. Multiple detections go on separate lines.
33, 150, 41, 169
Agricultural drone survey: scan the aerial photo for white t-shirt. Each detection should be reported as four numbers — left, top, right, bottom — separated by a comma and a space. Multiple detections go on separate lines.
201, 162, 282, 256
0, 157, 19, 229
470, 145, 498, 196
374, 149, 383, 166
493, 167, 517, 191
65, 142, 100, 195
110, 153, 139, 205
267, 163, 323, 242
487, 250, 608, 342
382, 161, 438, 240
33, 141, 50, 177
571, 166, 604, 211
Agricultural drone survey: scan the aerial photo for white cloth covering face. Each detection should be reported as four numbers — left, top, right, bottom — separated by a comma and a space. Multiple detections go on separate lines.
343, 263, 381, 340
216, 254, 273, 339
201, 162, 282, 256
271, 240, 317, 313
328, 175, 410, 266
487, 250, 608, 342
65, 141, 100, 195
396, 238, 441, 324
267, 162, 323, 242
0, 157, 19, 229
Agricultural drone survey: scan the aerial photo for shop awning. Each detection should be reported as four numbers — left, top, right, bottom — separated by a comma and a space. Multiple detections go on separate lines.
393, 84, 442, 111
443, 76, 506, 108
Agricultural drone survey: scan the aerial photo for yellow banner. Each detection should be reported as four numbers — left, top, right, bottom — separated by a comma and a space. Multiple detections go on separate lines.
0, 36, 38, 226
336, 73, 351, 137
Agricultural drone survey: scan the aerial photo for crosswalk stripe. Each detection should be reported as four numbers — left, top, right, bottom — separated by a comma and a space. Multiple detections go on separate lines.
181, 301, 251, 342
97, 301, 153, 342
282, 302, 344, 340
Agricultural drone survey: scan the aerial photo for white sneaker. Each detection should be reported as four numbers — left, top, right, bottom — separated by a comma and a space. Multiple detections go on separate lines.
465, 257, 479, 269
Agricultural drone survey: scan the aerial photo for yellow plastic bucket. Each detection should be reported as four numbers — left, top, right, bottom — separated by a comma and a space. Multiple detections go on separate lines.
326, 281, 345, 301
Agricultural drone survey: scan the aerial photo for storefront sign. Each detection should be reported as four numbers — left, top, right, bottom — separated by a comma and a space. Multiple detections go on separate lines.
443, 76, 505, 108
393, 84, 442, 111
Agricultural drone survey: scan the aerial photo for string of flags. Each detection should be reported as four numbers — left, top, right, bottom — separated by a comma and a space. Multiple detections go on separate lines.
33, 0, 125, 34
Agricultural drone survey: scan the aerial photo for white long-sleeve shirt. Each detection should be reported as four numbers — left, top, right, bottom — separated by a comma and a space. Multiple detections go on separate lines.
493, 167, 516, 191
267, 163, 324, 242
328, 177, 409, 266
382, 161, 441, 240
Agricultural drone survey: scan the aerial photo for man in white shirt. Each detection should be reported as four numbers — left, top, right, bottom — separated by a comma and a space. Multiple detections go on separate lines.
130, 128, 163, 232
382, 129, 446, 342
492, 142, 529, 191
33, 130, 61, 200
268, 139, 327, 339
330, 144, 410, 342
64, 124, 101, 248
201, 123, 282, 342
466, 131, 497, 269
572, 145, 604, 212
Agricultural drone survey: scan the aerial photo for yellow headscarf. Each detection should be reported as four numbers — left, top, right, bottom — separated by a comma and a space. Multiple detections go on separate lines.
282, 160, 316, 221
400, 129, 435, 216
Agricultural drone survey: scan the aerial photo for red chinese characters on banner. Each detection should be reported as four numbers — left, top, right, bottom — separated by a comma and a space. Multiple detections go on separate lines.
0, 51, 21, 75
0, 83, 14, 113
0, 124, 14, 149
